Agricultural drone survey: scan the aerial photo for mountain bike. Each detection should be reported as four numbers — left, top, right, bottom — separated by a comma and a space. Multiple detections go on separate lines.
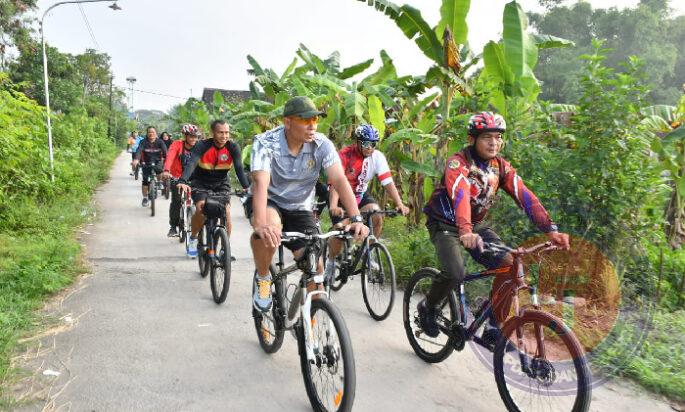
253, 230, 356, 412
323, 209, 398, 321
403, 242, 591, 412
142, 162, 160, 217
177, 184, 195, 250
197, 189, 245, 304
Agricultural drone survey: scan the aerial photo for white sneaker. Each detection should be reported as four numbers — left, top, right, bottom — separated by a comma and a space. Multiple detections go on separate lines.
187, 237, 198, 258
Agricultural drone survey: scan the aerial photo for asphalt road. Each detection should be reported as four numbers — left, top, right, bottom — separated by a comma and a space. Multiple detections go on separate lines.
15, 152, 675, 411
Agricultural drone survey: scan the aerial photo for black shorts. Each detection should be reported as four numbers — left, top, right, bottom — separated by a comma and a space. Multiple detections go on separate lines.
244, 197, 319, 251
330, 193, 377, 225
190, 180, 231, 204
141, 163, 163, 184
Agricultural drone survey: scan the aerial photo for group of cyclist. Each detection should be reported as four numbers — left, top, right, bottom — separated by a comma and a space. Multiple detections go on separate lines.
128, 95, 570, 350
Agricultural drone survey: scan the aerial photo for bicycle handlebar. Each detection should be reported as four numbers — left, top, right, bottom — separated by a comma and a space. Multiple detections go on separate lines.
282, 230, 350, 243
483, 241, 557, 255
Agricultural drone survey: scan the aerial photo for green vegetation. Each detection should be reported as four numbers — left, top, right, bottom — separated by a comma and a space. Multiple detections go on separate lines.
1, 0, 684, 403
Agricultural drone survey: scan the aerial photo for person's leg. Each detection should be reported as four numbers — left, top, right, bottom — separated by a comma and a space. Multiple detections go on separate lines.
425, 221, 466, 307
191, 199, 205, 238
360, 201, 382, 238
282, 210, 324, 294
168, 180, 181, 234
250, 206, 281, 311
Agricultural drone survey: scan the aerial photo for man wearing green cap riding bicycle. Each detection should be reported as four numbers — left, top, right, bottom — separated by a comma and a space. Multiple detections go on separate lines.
420, 111, 570, 345
246, 96, 369, 312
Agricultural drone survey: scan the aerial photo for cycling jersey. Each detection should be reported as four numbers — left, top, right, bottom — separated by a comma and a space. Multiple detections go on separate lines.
163, 140, 194, 179
180, 138, 249, 188
424, 147, 557, 235
337, 144, 393, 204
134, 138, 167, 165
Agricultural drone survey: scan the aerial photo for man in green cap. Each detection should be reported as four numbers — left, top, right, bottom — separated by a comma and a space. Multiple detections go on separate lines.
245, 96, 369, 312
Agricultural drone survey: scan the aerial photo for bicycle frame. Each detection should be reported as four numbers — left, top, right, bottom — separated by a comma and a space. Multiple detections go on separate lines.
439, 243, 554, 351
272, 232, 344, 364
334, 210, 396, 282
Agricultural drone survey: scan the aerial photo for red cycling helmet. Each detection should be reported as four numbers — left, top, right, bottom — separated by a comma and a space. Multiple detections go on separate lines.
181, 124, 199, 136
467, 112, 506, 136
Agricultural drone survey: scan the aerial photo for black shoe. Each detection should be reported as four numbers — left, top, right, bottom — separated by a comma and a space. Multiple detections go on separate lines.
230, 255, 236, 262
167, 227, 178, 237
417, 299, 440, 338
142, 198, 149, 207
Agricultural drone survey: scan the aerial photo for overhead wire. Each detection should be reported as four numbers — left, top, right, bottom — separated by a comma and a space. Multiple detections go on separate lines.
116, 86, 187, 100
77, 4, 100, 49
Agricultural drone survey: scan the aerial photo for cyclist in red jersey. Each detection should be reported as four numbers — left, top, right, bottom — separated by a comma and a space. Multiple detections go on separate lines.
324, 124, 409, 280
418, 112, 570, 341
162, 124, 199, 237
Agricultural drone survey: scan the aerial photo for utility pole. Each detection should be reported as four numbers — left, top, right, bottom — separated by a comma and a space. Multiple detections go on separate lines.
126, 76, 136, 117
107, 74, 114, 142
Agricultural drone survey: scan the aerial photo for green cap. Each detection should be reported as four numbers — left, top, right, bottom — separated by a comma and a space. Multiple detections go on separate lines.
283, 96, 326, 119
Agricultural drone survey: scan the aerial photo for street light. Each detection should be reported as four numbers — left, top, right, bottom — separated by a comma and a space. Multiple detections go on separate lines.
40, 0, 122, 182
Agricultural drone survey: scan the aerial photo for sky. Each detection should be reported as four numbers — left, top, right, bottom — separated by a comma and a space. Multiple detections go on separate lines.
34, 0, 685, 113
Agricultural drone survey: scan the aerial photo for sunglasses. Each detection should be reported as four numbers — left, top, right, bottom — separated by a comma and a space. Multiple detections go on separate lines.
291, 116, 319, 126
359, 140, 377, 149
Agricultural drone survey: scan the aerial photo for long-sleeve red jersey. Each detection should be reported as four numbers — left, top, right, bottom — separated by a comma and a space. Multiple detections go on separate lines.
424, 147, 557, 235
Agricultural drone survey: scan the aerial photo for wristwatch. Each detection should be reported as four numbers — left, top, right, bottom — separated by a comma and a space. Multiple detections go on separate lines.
349, 215, 363, 224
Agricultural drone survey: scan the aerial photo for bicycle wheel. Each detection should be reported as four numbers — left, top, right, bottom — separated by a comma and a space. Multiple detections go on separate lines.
198, 226, 209, 277
252, 267, 284, 353
210, 228, 231, 304
322, 242, 345, 292
149, 182, 156, 217
298, 298, 355, 412
134, 165, 139, 180
403, 268, 458, 363
361, 242, 396, 321
494, 310, 591, 412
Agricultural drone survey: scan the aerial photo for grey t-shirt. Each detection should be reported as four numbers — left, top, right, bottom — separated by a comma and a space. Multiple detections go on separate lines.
251, 126, 340, 211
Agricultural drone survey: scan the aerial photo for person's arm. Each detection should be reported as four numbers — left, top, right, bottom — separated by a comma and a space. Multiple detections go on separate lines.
250, 136, 280, 247
376, 152, 409, 215
228, 141, 250, 189
178, 140, 205, 184
134, 141, 144, 162
328, 186, 343, 217
327, 162, 367, 239
499, 159, 569, 249
163, 141, 178, 173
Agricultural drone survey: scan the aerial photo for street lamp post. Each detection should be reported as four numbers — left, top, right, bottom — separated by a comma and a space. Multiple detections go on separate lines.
40, 0, 121, 182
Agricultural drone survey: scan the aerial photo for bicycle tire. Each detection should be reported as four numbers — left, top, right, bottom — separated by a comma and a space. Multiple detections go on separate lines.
150, 182, 156, 217
210, 228, 231, 304
402, 267, 458, 363
322, 242, 345, 292
198, 226, 209, 277
361, 242, 396, 321
494, 310, 591, 412
298, 298, 356, 412
252, 266, 284, 353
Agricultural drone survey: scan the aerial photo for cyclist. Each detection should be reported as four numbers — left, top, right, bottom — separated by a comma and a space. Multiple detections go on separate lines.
160, 131, 173, 150
162, 124, 199, 237
130, 131, 144, 174
132, 126, 167, 207
246, 96, 368, 312
324, 124, 409, 280
177, 120, 250, 257
419, 111, 570, 340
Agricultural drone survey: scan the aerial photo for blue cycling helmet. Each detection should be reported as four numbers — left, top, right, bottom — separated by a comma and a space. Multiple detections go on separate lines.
353, 124, 380, 142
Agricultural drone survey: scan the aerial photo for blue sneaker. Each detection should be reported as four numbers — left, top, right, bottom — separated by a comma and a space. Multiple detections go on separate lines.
187, 237, 198, 258
253, 272, 273, 312
417, 299, 440, 338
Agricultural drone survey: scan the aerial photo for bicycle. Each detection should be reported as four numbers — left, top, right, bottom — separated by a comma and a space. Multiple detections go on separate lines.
252, 230, 356, 412
403, 241, 591, 412
142, 162, 161, 217
323, 209, 398, 321
196, 189, 245, 304
177, 183, 195, 251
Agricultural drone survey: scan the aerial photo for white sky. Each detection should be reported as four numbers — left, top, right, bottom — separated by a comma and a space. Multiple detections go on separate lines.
34, 0, 685, 112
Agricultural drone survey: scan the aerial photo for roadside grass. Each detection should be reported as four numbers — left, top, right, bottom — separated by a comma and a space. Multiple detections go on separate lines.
0, 148, 117, 400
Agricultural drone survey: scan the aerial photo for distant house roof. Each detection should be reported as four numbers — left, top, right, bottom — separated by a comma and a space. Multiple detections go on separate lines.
201, 88, 252, 106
